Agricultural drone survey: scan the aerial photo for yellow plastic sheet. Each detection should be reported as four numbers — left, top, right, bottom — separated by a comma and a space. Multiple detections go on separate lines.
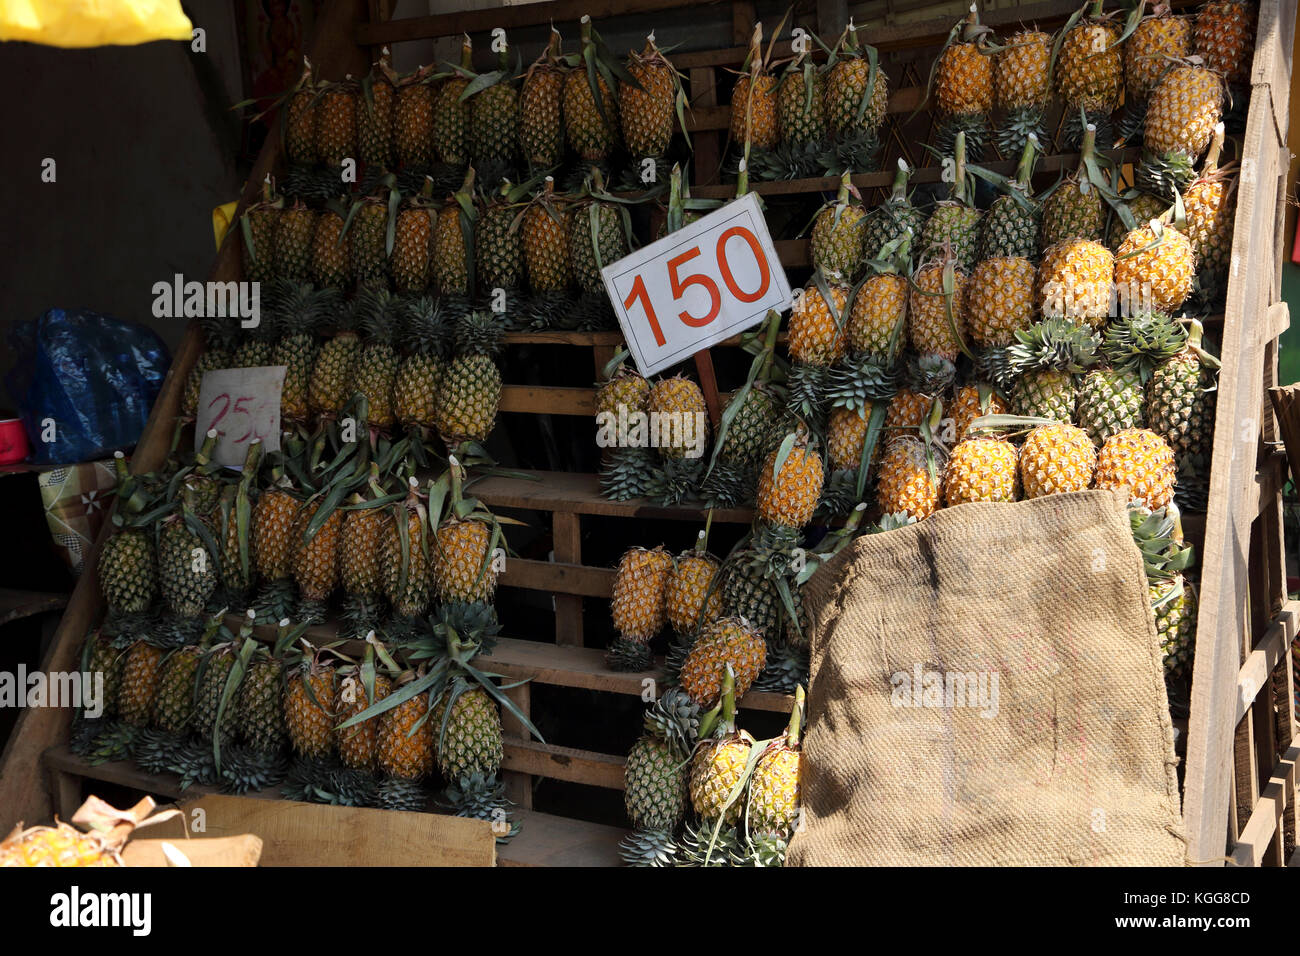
212, 200, 239, 251
1, 0, 192, 47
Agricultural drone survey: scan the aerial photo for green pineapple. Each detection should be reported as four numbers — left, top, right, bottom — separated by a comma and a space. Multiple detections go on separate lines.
977, 133, 1042, 260
83, 630, 126, 720
267, 281, 335, 424
352, 288, 403, 430
776, 52, 826, 146
348, 193, 391, 290
861, 160, 927, 258
240, 182, 281, 285
809, 170, 867, 280
151, 644, 201, 733
394, 296, 450, 431
435, 311, 503, 446
308, 310, 362, 420
476, 180, 527, 296
98, 454, 158, 619
465, 42, 519, 178
619, 686, 700, 866
1080, 311, 1188, 447
434, 37, 473, 168
1146, 318, 1218, 504
1006, 318, 1100, 422
157, 502, 219, 622
358, 49, 397, 170
184, 315, 240, 418
918, 132, 981, 272
568, 180, 628, 295
1040, 124, 1109, 247
1130, 504, 1197, 680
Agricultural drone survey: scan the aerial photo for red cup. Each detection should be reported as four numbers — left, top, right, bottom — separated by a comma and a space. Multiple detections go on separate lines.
0, 419, 30, 465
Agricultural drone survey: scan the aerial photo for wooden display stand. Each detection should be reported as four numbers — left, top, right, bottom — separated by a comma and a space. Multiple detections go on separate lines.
1, 0, 1295, 867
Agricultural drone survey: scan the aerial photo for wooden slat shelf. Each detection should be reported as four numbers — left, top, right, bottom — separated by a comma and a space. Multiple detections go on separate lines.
42, 745, 624, 867
0, 589, 69, 628
470, 468, 754, 522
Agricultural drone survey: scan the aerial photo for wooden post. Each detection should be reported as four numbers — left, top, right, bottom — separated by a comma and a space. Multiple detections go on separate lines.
552, 512, 584, 646
500, 682, 534, 809
690, 66, 720, 188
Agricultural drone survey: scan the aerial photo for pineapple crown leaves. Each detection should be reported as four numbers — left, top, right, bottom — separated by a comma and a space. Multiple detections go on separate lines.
1007, 318, 1102, 376
265, 279, 341, 335
643, 687, 701, 760
455, 39, 522, 99
358, 47, 399, 114
454, 309, 505, 358
1129, 501, 1194, 582
1102, 310, 1187, 379
969, 133, 1041, 213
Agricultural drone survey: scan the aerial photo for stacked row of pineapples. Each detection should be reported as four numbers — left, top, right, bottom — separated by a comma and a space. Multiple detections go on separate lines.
242, 19, 695, 333
80, 432, 535, 824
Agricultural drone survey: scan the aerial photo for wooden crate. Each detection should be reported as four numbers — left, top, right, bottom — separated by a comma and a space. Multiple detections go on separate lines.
2, 0, 1295, 867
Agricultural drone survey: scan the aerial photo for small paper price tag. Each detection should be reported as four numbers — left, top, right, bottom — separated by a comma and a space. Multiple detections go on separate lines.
196, 366, 285, 466
601, 192, 793, 377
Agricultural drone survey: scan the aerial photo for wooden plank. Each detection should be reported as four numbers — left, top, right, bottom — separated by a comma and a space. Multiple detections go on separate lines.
501, 737, 627, 790
552, 512, 584, 647
357, 0, 725, 45
470, 469, 754, 522
1183, 0, 1292, 866
501, 557, 615, 599
500, 385, 594, 416
690, 66, 722, 188
1236, 603, 1299, 724
1229, 744, 1299, 867
731, 1, 755, 46
0, 589, 68, 628
694, 349, 723, 427
499, 808, 625, 867
122, 835, 264, 867
691, 148, 1140, 199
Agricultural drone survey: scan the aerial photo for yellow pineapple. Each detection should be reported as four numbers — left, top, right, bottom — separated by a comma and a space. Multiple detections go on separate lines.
666, 532, 723, 637
1113, 220, 1195, 315
611, 545, 674, 641
1126, 5, 1191, 100
943, 437, 1019, 505
756, 435, 824, 529
908, 258, 968, 361
965, 256, 1035, 348
730, 23, 778, 150
876, 433, 944, 520
679, 616, 767, 708
1194, 0, 1256, 85
1038, 238, 1114, 328
1095, 427, 1176, 509
1019, 422, 1097, 498
950, 383, 1007, 440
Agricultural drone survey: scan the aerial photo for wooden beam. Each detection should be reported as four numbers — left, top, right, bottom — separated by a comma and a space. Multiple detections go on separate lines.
551, 512, 584, 647
1229, 744, 1299, 866
501, 737, 627, 790
1235, 603, 1299, 724
500, 557, 616, 599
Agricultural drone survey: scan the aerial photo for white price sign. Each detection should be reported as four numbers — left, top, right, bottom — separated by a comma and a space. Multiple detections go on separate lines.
601, 191, 792, 377
196, 366, 285, 467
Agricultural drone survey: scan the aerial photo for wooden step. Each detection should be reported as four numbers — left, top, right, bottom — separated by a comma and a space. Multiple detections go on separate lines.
219, 614, 796, 715
469, 469, 754, 522
43, 746, 626, 867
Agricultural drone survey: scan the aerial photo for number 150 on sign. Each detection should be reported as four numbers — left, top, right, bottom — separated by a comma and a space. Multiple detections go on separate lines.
601, 192, 793, 378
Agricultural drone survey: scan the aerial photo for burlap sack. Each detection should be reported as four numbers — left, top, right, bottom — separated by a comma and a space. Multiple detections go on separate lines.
787, 491, 1185, 866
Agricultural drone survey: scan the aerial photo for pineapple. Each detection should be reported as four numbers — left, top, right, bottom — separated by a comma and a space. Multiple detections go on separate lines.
624, 734, 688, 836
943, 436, 1018, 505
908, 257, 968, 362
310, 207, 350, 289
965, 255, 1036, 349
431, 459, 500, 605
466, 55, 521, 177
433, 38, 473, 168
876, 434, 944, 520
315, 77, 357, 169
1019, 422, 1098, 497
376, 676, 434, 783
596, 360, 651, 419
886, 355, 955, 438
823, 20, 889, 148
348, 194, 390, 290
679, 616, 767, 707
730, 24, 779, 151
1095, 428, 1177, 509
565, 17, 621, 162
994, 29, 1051, 156
151, 643, 201, 733
979, 133, 1042, 260
827, 404, 874, 471
351, 288, 402, 430
339, 482, 391, 640
521, 177, 573, 294
433, 685, 503, 783
1075, 364, 1147, 448
1154, 576, 1197, 678
918, 131, 981, 272
193, 633, 239, 746
274, 201, 316, 283
848, 255, 908, 356
720, 527, 800, 647
239, 182, 280, 285
689, 669, 754, 825
810, 171, 867, 280
519, 29, 566, 170
1007, 319, 1100, 421
284, 61, 317, 166
1041, 124, 1109, 247
216, 481, 255, 604
568, 186, 628, 295
789, 273, 850, 368
1113, 219, 1195, 315
284, 642, 338, 761
1139, 62, 1224, 199
358, 50, 397, 170
394, 295, 448, 431
1146, 318, 1217, 492
1194, 0, 1256, 85
434, 170, 476, 296
648, 375, 708, 460
933, 7, 995, 158
1055, 2, 1123, 143
393, 64, 435, 168
382, 477, 432, 621
98, 455, 157, 618
950, 383, 1007, 440
435, 310, 503, 446
777, 52, 826, 147
611, 545, 673, 642
236, 643, 286, 757
0, 797, 166, 867
267, 281, 333, 425
1126, 5, 1191, 101
84, 630, 125, 720
476, 181, 526, 295
118, 640, 166, 727
336, 654, 393, 771
666, 533, 723, 637
1038, 238, 1115, 328
622, 33, 680, 158
157, 507, 218, 621
252, 483, 300, 618
1179, 123, 1236, 295
861, 160, 926, 257
756, 435, 824, 530
391, 193, 434, 295
292, 494, 343, 623
307, 313, 361, 420
184, 316, 238, 418
749, 687, 805, 854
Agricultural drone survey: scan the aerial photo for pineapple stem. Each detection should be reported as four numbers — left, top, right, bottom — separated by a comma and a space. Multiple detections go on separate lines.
459, 35, 473, 70
1203, 123, 1225, 176
890, 159, 910, 203
785, 685, 805, 748
1015, 134, 1039, 190
953, 131, 969, 206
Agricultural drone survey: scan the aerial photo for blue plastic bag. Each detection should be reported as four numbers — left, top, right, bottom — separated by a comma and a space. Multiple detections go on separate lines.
6, 309, 171, 465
